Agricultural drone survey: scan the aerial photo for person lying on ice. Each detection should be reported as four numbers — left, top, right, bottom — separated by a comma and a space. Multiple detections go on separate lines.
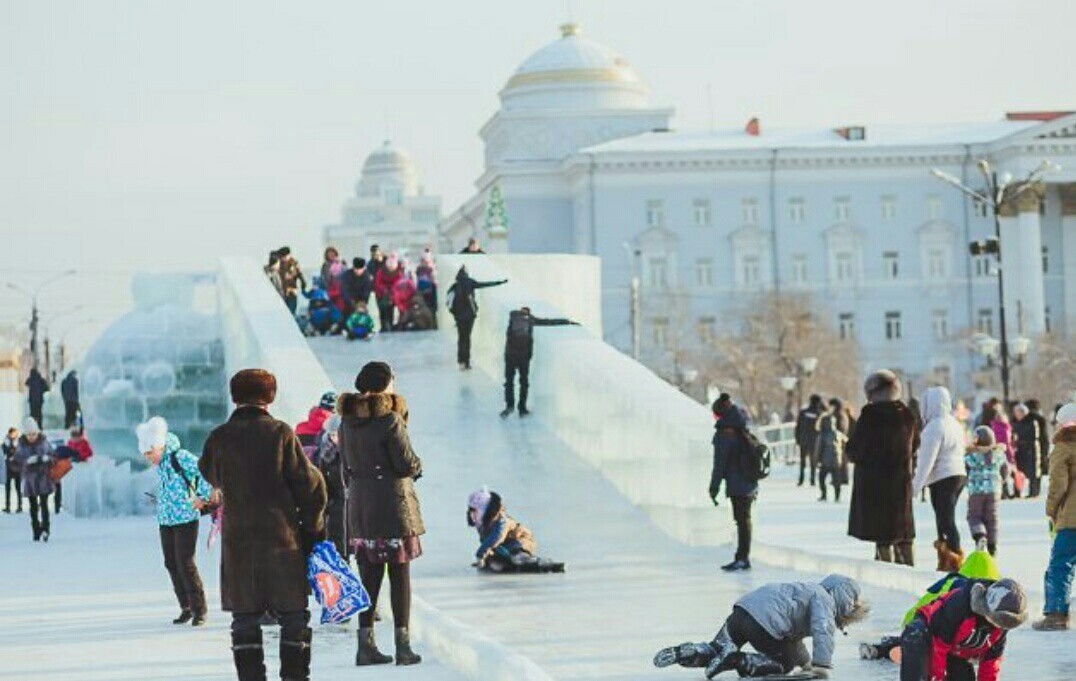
653, 574, 868, 678
466, 488, 564, 573
861, 540, 1000, 663
898, 577, 1027, 681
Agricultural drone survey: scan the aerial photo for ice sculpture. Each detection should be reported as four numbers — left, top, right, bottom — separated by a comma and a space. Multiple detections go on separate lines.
80, 272, 228, 467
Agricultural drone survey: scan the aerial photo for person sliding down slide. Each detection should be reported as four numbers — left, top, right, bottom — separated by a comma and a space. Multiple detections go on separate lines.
653, 574, 868, 679
466, 488, 564, 574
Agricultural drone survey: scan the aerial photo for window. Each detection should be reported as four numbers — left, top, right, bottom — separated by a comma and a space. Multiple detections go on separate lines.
883, 251, 900, 280
698, 317, 716, 343
646, 200, 664, 228
410, 209, 438, 222
834, 197, 852, 222
648, 257, 668, 288
1043, 247, 1049, 274
835, 252, 854, 282
838, 313, 856, 341
881, 195, 898, 220
693, 199, 712, 227
927, 248, 948, 279
788, 198, 806, 224
791, 254, 808, 284
932, 310, 949, 340
885, 311, 903, 340
973, 255, 993, 278
977, 308, 994, 335
926, 195, 944, 220
695, 258, 714, 287
742, 198, 759, 226
974, 201, 989, 218
652, 318, 669, 348
742, 255, 761, 286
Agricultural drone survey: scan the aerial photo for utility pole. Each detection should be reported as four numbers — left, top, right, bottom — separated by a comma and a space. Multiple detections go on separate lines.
623, 243, 642, 361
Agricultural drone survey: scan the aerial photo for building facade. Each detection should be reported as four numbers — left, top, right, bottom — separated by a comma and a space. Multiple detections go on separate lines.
325, 141, 441, 260
440, 24, 1076, 397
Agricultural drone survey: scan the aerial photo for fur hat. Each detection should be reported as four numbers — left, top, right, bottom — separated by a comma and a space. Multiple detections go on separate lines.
230, 369, 277, 405
21, 417, 40, 436
136, 416, 168, 453
971, 578, 1028, 630
355, 361, 393, 394
864, 369, 902, 403
1056, 402, 1076, 428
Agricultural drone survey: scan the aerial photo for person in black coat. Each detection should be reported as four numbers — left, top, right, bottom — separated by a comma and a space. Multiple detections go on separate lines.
1026, 398, 1052, 488
340, 258, 374, 318
25, 368, 49, 426
846, 370, 919, 566
709, 394, 759, 572
60, 370, 80, 428
500, 307, 576, 418
795, 394, 825, 487
446, 266, 506, 370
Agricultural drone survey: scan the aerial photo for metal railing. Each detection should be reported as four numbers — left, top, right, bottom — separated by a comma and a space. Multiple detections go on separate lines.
755, 421, 798, 465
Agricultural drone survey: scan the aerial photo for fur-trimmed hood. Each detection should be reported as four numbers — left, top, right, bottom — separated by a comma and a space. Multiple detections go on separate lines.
1055, 424, 1076, 445
337, 392, 409, 422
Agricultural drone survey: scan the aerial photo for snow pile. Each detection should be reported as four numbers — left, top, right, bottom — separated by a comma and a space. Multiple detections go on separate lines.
437, 254, 726, 546
64, 455, 157, 517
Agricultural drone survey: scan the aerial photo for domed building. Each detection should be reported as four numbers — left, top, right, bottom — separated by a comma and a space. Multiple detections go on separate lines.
323, 140, 442, 261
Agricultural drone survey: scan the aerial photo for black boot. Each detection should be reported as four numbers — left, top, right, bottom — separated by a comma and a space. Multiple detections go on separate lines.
231, 629, 267, 681
394, 627, 422, 666
356, 627, 392, 666
280, 627, 312, 681
500, 406, 514, 419
735, 652, 784, 677
172, 609, 193, 625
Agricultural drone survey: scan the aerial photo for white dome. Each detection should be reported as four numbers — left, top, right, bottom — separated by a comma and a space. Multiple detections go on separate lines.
356, 140, 418, 198
500, 24, 650, 111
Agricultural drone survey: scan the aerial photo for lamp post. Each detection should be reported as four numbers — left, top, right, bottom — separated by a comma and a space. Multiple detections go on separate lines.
622, 242, 642, 361
932, 160, 1058, 405
780, 375, 798, 422
5, 269, 77, 370
975, 334, 1031, 398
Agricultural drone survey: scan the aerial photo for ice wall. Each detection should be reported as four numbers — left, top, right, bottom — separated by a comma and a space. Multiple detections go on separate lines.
63, 456, 157, 517
217, 257, 335, 426
437, 254, 726, 546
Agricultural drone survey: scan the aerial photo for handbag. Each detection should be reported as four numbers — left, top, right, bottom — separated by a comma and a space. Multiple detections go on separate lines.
168, 452, 220, 516
49, 458, 72, 482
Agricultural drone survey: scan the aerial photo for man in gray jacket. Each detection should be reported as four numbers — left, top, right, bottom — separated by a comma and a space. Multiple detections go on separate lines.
653, 574, 868, 679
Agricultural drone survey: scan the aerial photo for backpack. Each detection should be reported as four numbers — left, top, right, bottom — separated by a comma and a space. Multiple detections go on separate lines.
739, 430, 771, 481
507, 312, 531, 339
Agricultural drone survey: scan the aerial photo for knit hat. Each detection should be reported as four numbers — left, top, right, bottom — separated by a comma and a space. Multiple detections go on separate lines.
230, 369, 277, 405
21, 416, 40, 436
355, 361, 393, 394
467, 487, 492, 527
1056, 402, 1076, 428
136, 416, 168, 454
959, 547, 1001, 581
974, 425, 996, 447
319, 391, 338, 411
970, 578, 1028, 629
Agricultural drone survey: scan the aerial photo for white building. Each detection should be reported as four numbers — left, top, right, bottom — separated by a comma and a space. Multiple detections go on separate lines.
441, 23, 1076, 396
324, 141, 441, 260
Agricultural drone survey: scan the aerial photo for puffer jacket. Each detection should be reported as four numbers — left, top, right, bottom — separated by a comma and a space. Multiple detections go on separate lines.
475, 493, 537, 560
965, 445, 1006, 497
1046, 425, 1076, 530
15, 435, 55, 497
709, 405, 758, 499
912, 387, 968, 495
295, 407, 331, 438
734, 574, 862, 669
155, 432, 212, 527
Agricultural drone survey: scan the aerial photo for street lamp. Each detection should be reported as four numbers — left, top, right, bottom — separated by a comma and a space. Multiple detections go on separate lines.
931, 159, 1059, 405
780, 375, 798, 421
5, 269, 77, 369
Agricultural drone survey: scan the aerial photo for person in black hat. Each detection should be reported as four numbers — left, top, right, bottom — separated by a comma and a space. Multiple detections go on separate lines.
500, 307, 577, 418
340, 257, 374, 319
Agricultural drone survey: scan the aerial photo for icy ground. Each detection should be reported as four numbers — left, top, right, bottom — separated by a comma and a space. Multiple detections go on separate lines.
309, 333, 1075, 680
0, 513, 465, 679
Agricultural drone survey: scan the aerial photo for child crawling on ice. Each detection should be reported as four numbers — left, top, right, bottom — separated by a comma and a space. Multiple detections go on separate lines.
653, 574, 868, 679
466, 488, 564, 574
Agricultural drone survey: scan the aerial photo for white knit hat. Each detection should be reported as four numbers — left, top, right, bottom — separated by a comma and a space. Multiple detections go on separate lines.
136, 416, 168, 453
21, 417, 40, 435
1057, 403, 1076, 428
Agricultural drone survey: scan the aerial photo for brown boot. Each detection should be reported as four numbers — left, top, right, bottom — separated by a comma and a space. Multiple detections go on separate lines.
1032, 613, 1070, 631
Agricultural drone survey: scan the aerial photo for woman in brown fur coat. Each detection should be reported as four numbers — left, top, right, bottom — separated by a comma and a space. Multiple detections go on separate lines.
338, 361, 425, 667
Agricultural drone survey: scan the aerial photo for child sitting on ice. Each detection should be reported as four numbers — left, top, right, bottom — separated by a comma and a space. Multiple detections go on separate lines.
899, 578, 1026, 681
860, 542, 1000, 663
304, 283, 342, 335
344, 303, 375, 340
654, 574, 868, 679
466, 488, 564, 573
965, 426, 1007, 556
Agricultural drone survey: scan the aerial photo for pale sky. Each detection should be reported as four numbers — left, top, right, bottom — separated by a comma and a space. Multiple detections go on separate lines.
2, 0, 1074, 354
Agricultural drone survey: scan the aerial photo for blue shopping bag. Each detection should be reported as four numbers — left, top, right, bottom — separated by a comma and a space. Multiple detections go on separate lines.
306, 541, 371, 624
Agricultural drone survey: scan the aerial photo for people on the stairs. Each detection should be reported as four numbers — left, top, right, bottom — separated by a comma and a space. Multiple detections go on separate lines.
653, 574, 868, 679
466, 488, 564, 573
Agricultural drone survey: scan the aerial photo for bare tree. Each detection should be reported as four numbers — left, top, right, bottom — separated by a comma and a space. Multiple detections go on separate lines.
696, 292, 861, 419
1023, 333, 1076, 408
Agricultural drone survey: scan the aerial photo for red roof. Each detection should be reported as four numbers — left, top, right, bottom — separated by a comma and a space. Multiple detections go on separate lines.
1005, 111, 1074, 122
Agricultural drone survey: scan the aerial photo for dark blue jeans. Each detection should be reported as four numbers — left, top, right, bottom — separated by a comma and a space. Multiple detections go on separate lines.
1045, 528, 1076, 614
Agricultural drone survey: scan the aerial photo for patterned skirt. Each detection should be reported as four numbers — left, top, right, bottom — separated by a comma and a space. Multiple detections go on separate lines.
351, 535, 423, 564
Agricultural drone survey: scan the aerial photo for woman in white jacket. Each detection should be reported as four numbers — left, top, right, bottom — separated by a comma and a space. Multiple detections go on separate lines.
912, 386, 969, 571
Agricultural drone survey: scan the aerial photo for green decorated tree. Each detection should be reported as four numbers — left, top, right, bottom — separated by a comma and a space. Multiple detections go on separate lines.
484, 184, 509, 236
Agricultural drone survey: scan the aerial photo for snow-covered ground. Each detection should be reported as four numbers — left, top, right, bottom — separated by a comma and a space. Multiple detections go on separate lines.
308, 333, 1076, 680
